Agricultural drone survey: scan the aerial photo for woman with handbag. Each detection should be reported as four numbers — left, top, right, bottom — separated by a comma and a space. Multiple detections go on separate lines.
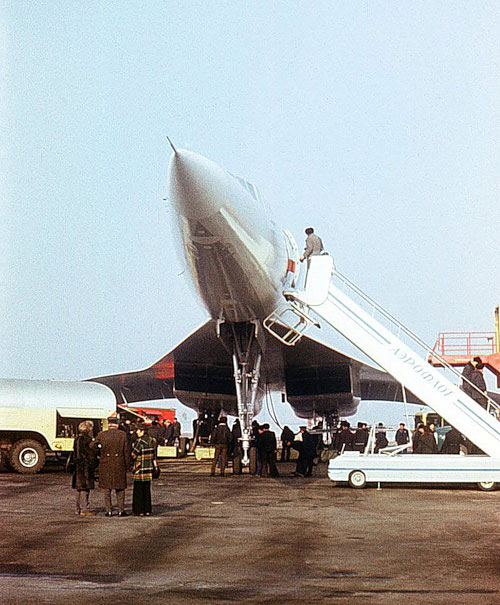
72, 420, 97, 516
131, 427, 158, 516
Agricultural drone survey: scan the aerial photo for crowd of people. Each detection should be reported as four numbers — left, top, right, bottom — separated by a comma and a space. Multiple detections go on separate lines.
119, 415, 181, 448
72, 400, 476, 516
207, 417, 324, 478
206, 415, 469, 479
71, 413, 180, 518
327, 418, 469, 456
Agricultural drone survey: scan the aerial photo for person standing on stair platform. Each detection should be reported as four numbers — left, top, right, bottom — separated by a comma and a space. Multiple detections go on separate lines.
299, 227, 324, 265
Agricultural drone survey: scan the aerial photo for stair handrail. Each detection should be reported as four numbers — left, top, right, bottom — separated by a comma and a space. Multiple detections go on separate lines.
332, 270, 500, 417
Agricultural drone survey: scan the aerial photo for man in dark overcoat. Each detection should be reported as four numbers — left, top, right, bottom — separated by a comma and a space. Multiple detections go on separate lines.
395, 423, 410, 447
230, 419, 242, 474
258, 424, 279, 477
374, 423, 389, 453
413, 426, 438, 454
210, 417, 231, 476
469, 362, 488, 409
171, 417, 181, 444
440, 427, 464, 454
353, 422, 369, 452
148, 419, 163, 450
333, 421, 355, 452
294, 426, 317, 477
72, 420, 97, 515
280, 425, 295, 462
91, 417, 130, 516
164, 419, 174, 445
461, 359, 476, 396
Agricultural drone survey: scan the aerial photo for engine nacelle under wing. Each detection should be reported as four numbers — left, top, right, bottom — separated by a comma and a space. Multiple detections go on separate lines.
285, 362, 361, 419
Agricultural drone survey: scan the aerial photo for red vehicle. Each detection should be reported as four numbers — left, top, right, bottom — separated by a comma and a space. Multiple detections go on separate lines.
119, 405, 175, 424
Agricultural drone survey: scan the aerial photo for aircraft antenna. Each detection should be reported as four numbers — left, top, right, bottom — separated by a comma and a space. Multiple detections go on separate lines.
167, 137, 177, 153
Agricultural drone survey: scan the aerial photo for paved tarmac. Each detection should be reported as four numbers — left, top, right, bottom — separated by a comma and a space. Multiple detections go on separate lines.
0, 457, 499, 604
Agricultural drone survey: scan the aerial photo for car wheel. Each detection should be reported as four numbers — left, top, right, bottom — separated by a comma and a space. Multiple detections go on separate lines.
348, 470, 367, 489
9, 440, 46, 474
477, 481, 497, 492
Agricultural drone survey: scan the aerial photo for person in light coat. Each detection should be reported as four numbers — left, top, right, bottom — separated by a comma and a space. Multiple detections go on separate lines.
299, 227, 324, 264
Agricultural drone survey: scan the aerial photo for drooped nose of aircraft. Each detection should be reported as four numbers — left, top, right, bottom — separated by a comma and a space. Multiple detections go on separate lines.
168, 149, 228, 220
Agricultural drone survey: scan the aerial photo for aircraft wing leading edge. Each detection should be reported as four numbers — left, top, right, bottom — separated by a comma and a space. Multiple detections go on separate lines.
88, 321, 423, 416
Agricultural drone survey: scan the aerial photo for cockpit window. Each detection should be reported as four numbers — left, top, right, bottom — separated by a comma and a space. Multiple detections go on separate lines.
228, 172, 262, 203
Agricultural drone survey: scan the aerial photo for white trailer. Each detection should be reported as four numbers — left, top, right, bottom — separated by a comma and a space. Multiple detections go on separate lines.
0, 379, 116, 473
328, 450, 500, 491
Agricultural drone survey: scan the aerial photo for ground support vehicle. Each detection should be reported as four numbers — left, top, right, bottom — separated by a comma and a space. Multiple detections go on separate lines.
270, 260, 500, 457
0, 379, 116, 473
328, 450, 500, 491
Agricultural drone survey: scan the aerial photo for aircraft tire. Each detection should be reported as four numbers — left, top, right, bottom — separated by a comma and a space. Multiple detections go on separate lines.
348, 470, 367, 489
477, 481, 497, 492
9, 439, 46, 474
179, 437, 190, 457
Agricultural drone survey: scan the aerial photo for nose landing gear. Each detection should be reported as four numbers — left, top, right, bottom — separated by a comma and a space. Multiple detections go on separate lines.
219, 321, 263, 467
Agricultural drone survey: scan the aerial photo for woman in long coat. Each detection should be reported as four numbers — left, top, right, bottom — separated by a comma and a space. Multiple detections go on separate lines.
72, 421, 97, 515
131, 427, 157, 516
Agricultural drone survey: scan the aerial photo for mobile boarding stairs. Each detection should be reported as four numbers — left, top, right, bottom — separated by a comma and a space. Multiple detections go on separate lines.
264, 255, 500, 459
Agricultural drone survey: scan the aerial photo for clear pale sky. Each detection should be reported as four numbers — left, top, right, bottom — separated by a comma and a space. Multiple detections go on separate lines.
2, 2, 499, 428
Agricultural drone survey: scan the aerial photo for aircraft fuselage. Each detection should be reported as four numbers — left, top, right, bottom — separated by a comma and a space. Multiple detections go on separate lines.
168, 150, 297, 323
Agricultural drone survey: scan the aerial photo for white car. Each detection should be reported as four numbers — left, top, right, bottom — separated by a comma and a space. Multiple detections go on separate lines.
328, 450, 500, 491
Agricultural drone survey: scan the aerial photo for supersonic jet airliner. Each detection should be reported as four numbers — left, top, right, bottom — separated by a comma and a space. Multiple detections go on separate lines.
90, 146, 413, 463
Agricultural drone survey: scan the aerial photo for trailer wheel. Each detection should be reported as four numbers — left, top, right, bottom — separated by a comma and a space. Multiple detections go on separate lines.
9, 440, 46, 474
348, 470, 367, 489
477, 481, 497, 492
